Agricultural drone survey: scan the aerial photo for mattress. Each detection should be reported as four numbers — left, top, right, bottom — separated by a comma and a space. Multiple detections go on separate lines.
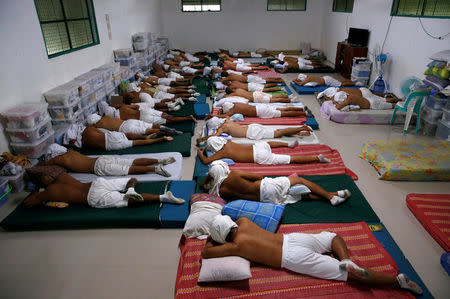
290, 82, 361, 95
276, 65, 336, 73
0, 180, 196, 230
167, 102, 195, 117
211, 107, 307, 125
255, 68, 281, 79
406, 193, 450, 251
77, 132, 192, 157
175, 222, 412, 299
360, 139, 450, 181
213, 101, 304, 109
69, 152, 183, 183
194, 103, 210, 119
320, 100, 405, 124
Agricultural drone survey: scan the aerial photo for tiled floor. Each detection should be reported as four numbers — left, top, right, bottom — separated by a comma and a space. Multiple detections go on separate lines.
0, 72, 449, 298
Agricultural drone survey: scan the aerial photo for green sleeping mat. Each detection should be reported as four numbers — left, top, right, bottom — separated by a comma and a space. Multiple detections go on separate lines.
76, 133, 192, 157
195, 175, 379, 223
167, 102, 195, 117
192, 77, 212, 95
166, 121, 195, 135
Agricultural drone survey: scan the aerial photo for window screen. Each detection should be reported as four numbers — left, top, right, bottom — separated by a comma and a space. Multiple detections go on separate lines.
391, 0, 450, 17
333, 0, 354, 13
268, 0, 306, 11
34, 0, 99, 58
182, 0, 221, 12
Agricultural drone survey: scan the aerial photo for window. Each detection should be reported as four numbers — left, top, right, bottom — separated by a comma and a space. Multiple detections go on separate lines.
34, 0, 99, 58
333, 0, 354, 13
391, 0, 450, 18
267, 0, 306, 11
182, 0, 221, 12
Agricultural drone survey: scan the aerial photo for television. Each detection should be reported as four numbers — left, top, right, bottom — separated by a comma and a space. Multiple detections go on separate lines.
348, 28, 370, 47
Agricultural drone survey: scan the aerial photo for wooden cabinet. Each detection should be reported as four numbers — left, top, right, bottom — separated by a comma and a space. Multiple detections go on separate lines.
335, 42, 368, 79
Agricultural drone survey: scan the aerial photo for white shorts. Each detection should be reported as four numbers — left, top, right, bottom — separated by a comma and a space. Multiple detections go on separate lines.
247, 75, 266, 84
180, 61, 190, 67
158, 78, 175, 86
282, 232, 347, 281
168, 72, 183, 79
236, 64, 252, 71
360, 88, 393, 110
246, 124, 275, 139
256, 105, 281, 118
253, 142, 290, 165
87, 178, 130, 208
104, 131, 133, 151
323, 76, 342, 87
182, 66, 197, 74
140, 109, 166, 124
94, 156, 133, 176
157, 85, 171, 92
119, 119, 153, 135
259, 176, 292, 204
154, 91, 175, 100
248, 82, 264, 92
253, 91, 271, 103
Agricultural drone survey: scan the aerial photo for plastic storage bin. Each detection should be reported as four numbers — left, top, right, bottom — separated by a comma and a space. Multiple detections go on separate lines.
0, 178, 10, 206
83, 101, 99, 118
75, 71, 104, 91
44, 83, 80, 106
6, 116, 53, 143
2, 170, 25, 193
114, 48, 133, 59
441, 107, 450, 122
116, 56, 136, 67
133, 41, 148, 52
421, 117, 438, 136
51, 110, 84, 127
1, 103, 50, 129
48, 100, 82, 120
422, 105, 443, 122
10, 131, 55, 159
53, 124, 70, 145
436, 119, 450, 140
426, 95, 448, 110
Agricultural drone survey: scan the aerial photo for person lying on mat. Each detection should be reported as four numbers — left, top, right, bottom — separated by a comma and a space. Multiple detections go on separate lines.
23, 175, 184, 208
224, 87, 294, 103
121, 91, 184, 111
86, 114, 182, 136
218, 59, 267, 72
201, 161, 349, 206
221, 71, 284, 84
232, 51, 271, 58
40, 143, 175, 177
136, 75, 196, 94
317, 87, 402, 111
293, 74, 362, 87
163, 59, 204, 69
138, 71, 191, 86
215, 102, 306, 118
201, 215, 422, 295
63, 124, 173, 151
273, 56, 323, 73
150, 65, 195, 81
197, 136, 330, 165
98, 101, 197, 125
197, 117, 312, 145
223, 80, 282, 93
127, 81, 198, 102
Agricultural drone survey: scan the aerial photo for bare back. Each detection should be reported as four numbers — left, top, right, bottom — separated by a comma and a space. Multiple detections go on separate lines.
95, 116, 124, 131
219, 142, 254, 163
118, 107, 140, 121
221, 121, 248, 137
44, 150, 96, 173
219, 171, 261, 201
230, 88, 253, 100
227, 74, 246, 82
81, 126, 106, 150
230, 103, 257, 117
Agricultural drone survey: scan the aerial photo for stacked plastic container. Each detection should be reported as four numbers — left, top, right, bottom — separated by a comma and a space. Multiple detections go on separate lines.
132, 32, 150, 52
0, 103, 54, 159
434, 97, 450, 140
421, 95, 449, 137
351, 57, 371, 86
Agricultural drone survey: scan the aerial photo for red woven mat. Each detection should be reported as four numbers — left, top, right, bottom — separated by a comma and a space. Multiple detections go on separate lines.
211, 108, 307, 125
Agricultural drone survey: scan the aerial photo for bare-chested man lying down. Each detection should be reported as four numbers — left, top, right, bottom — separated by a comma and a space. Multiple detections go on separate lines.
201, 160, 349, 206
23, 172, 184, 208
218, 59, 267, 72
41, 143, 175, 177
213, 102, 306, 119
293, 74, 362, 87
221, 72, 284, 84
121, 92, 183, 111
224, 80, 282, 93
126, 81, 198, 102
224, 87, 291, 103
197, 137, 330, 165
231, 50, 271, 58
197, 116, 312, 144
163, 59, 204, 69
201, 215, 422, 296
64, 124, 173, 151
98, 101, 197, 125
317, 87, 402, 111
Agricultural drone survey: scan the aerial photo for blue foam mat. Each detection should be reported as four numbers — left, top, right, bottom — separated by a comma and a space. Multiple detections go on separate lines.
305, 117, 319, 130
290, 82, 361, 95
196, 94, 207, 103
160, 180, 196, 228
368, 222, 432, 298
194, 103, 210, 119
193, 156, 209, 178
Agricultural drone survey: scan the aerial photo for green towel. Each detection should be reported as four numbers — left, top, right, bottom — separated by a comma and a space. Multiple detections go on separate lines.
0, 181, 167, 230
77, 133, 192, 157
195, 175, 379, 223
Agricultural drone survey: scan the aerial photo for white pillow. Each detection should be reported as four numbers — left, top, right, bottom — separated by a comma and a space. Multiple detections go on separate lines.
430, 50, 450, 63
198, 256, 251, 282
183, 201, 223, 239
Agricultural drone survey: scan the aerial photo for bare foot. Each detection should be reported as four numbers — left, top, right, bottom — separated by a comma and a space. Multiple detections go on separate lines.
23, 190, 41, 208
296, 131, 311, 136
164, 136, 174, 141
190, 115, 198, 123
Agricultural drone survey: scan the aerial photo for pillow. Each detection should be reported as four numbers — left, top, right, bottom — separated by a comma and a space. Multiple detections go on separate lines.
430, 50, 450, 63
198, 256, 251, 282
223, 200, 285, 233
183, 194, 225, 239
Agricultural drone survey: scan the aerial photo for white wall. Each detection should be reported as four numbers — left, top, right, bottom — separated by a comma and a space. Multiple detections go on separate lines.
320, 0, 450, 96
161, 0, 327, 52
0, 0, 161, 152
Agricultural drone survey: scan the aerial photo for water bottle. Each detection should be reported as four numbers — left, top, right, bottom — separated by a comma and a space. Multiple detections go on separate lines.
372, 76, 386, 93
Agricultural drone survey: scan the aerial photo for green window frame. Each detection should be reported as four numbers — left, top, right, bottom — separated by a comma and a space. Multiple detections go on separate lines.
391, 0, 450, 18
182, 0, 221, 12
267, 0, 307, 11
34, 0, 100, 58
333, 0, 354, 13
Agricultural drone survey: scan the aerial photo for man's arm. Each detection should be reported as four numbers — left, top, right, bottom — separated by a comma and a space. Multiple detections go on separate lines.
197, 148, 224, 164
201, 237, 239, 258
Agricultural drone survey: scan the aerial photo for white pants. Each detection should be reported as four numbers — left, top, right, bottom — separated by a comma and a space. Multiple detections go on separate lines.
282, 232, 347, 281
119, 119, 153, 135
154, 91, 175, 100
159, 78, 175, 85
236, 64, 252, 71
94, 156, 133, 176
360, 88, 393, 110
248, 82, 264, 92
256, 105, 281, 118
253, 142, 290, 165
259, 176, 293, 204
140, 109, 166, 124
253, 91, 271, 103
87, 178, 130, 208
246, 124, 275, 139
157, 85, 171, 92
105, 131, 133, 151
247, 75, 266, 84
182, 66, 197, 74
180, 61, 190, 67
323, 76, 342, 87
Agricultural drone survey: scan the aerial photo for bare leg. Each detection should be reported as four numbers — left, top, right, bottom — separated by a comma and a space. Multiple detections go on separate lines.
128, 166, 156, 174
132, 136, 173, 146
290, 155, 320, 164
267, 141, 289, 148
288, 176, 336, 201
132, 158, 159, 165
269, 97, 290, 103
164, 115, 197, 123
265, 78, 284, 83
280, 111, 306, 117
274, 127, 311, 138
263, 87, 283, 92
